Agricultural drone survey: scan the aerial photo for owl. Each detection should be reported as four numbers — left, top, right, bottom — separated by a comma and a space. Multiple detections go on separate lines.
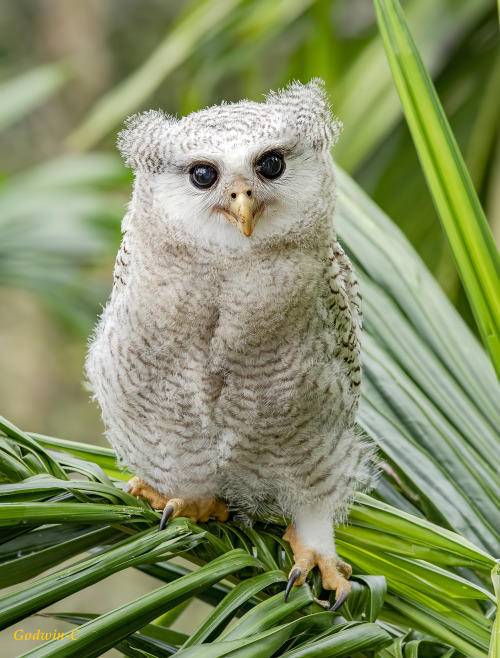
86, 79, 374, 609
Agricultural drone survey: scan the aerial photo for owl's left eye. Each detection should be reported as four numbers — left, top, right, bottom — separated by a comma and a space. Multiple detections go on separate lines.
256, 152, 285, 180
190, 164, 218, 189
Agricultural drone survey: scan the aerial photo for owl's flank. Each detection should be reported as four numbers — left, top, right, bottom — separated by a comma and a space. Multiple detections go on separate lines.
86, 79, 375, 608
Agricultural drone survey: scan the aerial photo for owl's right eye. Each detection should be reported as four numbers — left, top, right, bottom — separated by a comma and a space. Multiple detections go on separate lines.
189, 164, 218, 190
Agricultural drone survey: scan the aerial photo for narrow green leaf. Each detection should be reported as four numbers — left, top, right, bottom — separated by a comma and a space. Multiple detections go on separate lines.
336, 525, 484, 569
29, 432, 124, 480
50, 453, 115, 485
0, 523, 110, 561
360, 275, 499, 468
377, 636, 450, 658
183, 570, 287, 647
0, 501, 159, 527
0, 478, 138, 505
20, 549, 261, 657
354, 575, 387, 623
336, 172, 500, 555
0, 417, 68, 481
360, 337, 500, 551
279, 621, 391, 657
349, 495, 496, 569
373, 0, 500, 377
334, 0, 492, 171
137, 560, 233, 608
375, 635, 406, 658
230, 524, 279, 571
154, 598, 192, 629
176, 624, 300, 658
0, 526, 121, 588
0, 438, 35, 482
340, 541, 493, 603
218, 586, 312, 641
490, 563, 500, 658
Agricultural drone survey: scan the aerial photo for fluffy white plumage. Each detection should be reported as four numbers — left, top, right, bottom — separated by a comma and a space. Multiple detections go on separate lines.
86, 79, 375, 600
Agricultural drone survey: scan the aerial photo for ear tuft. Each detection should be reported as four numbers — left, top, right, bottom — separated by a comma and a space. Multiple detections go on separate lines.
266, 79, 342, 148
117, 110, 174, 173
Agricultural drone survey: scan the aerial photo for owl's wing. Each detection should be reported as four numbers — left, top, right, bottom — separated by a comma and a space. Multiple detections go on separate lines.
112, 233, 132, 294
328, 240, 362, 392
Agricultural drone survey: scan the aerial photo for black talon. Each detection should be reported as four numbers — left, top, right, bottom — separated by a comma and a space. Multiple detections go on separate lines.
159, 504, 174, 531
284, 568, 301, 602
329, 589, 350, 612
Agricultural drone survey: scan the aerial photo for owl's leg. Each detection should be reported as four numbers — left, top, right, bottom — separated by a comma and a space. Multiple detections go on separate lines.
123, 476, 229, 528
283, 508, 352, 611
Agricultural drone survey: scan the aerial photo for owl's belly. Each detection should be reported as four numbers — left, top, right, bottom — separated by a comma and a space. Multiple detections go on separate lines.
117, 313, 333, 442
91, 256, 347, 500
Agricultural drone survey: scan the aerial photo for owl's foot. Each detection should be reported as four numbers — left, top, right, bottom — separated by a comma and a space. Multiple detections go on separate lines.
123, 476, 170, 510
283, 525, 352, 611
123, 477, 229, 530
158, 497, 229, 530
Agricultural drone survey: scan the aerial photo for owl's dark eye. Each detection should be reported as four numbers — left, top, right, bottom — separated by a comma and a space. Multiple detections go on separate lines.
256, 152, 285, 180
190, 164, 218, 189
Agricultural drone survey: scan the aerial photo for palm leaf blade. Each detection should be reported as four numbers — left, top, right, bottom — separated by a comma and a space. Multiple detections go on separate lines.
373, 0, 500, 377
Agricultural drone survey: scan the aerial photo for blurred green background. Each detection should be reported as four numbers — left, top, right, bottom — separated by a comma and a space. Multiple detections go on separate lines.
0, 0, 498, 445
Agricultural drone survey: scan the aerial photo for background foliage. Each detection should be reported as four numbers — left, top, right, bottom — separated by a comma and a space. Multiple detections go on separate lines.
0, 0, 499, 656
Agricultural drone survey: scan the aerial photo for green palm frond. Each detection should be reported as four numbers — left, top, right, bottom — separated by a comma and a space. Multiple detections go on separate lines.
1, 0, 499, 655
374, 0, 500, 378
0, 412, 496, 656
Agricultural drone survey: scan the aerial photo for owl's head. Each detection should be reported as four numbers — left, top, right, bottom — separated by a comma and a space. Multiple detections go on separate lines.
119, 79, 342, 249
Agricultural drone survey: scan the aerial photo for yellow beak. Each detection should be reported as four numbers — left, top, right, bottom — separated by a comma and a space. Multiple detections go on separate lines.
215, 192, 260, 237
229, 192, 255, 237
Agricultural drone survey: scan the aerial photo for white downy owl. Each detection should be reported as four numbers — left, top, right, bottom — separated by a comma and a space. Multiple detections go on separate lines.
86, 79, 374, 608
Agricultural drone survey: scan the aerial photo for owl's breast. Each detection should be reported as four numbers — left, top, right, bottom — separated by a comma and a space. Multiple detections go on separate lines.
92, 246, 343, 448
204, 252, 340, 440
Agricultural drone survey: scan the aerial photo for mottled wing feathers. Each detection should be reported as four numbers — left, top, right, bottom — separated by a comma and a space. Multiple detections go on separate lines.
112, 233, 132, 294
328, 241, 362, 391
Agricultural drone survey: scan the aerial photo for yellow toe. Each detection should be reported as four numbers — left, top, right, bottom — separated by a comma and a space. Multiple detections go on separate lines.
283, 524, 352, 600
